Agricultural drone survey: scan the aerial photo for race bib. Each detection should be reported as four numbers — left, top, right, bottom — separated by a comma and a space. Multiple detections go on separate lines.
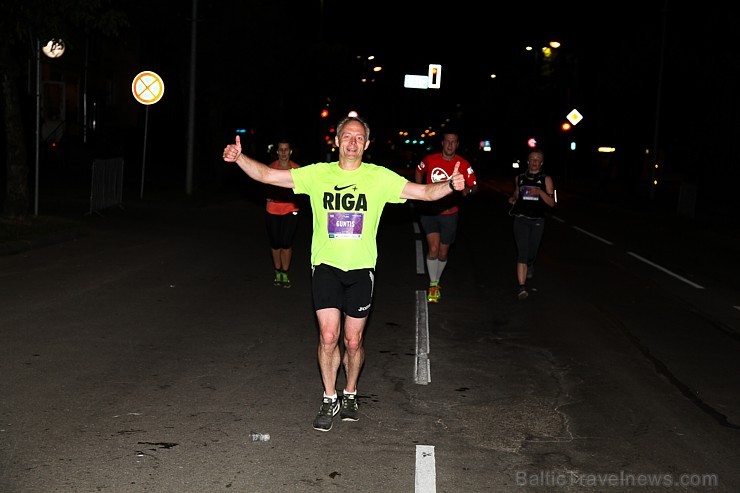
520, 186, 540, 201
327, 212, 364, 239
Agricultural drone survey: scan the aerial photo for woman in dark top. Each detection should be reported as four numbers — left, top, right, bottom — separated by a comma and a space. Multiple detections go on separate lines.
508, 149, 556, 300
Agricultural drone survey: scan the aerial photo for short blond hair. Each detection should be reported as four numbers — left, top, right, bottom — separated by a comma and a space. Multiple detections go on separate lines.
336, 116, 370, 141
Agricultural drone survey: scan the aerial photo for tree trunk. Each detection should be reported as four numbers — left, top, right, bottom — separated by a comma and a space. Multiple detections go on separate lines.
0, 42, 31, 219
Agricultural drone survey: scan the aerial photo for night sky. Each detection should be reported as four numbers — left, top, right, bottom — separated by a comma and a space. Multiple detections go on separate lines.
53, 0, 740, 209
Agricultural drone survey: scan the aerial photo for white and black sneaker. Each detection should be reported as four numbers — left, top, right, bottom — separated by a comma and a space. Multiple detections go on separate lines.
340, 393, 359, 422
312, 397, 339, 431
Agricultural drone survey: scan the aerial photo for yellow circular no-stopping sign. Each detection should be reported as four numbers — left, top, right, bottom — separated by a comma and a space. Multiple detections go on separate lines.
132, 71, 165, 105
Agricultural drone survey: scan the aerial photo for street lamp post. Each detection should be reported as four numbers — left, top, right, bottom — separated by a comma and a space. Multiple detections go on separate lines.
650, 0, 668, 201
34, 38, 41, 216
34, 38, 64, 216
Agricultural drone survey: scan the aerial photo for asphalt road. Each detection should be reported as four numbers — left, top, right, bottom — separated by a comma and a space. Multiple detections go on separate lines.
1, 179, 739, 492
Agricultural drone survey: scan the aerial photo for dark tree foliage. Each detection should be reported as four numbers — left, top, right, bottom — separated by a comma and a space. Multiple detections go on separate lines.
0, 0, 127, 218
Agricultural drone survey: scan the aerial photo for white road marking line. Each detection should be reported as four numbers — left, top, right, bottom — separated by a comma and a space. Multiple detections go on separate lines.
415, 290, 431, 385
416, 239, 425, 275
571, 225, 614, 245
627, 251, 705, 289
415, 445, 436, 492
568, 219, 706, 290
550, 214, 566, 223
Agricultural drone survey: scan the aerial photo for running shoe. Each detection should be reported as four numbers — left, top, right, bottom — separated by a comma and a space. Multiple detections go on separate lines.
340, 393, 359, 422
312, 397, 339, 432
517, 285, 529, 300
281, 272, 291, 289
273, 270, 282, 287
427, 283, 441, 303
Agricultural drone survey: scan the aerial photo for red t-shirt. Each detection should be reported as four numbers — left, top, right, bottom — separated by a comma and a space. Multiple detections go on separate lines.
416, 153, 477, 214
265, 161, 300, 215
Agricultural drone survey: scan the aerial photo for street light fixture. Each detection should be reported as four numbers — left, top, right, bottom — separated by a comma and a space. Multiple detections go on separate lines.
35, 37, 65, 216
42, 39, 65, 58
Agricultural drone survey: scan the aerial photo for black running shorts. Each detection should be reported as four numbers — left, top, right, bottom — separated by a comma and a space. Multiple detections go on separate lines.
311, 263, 375, 318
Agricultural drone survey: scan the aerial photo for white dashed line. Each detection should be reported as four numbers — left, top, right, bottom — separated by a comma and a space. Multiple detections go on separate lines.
415, 445, 437, 492
627, 251, 705, 289
415, 290, 431, 385
571, 225, 614, 245
416, 239, 425, 275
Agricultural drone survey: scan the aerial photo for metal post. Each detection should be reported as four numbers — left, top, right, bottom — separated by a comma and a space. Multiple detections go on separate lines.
185, 0, 197, 195
140, 106, 149, 199
83, 35, 89, 144
34, 38, 40, 216
650, 0, 669, 201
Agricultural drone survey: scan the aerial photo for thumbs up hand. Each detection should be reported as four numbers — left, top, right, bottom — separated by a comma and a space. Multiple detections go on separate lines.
223, 135, 242, 163
448, 163, 464, 191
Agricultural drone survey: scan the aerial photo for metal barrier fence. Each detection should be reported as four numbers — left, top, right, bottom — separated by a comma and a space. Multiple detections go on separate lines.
89, 157, 124, 215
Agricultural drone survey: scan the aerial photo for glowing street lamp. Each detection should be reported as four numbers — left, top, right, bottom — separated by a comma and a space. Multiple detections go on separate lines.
42, 39, 65, 58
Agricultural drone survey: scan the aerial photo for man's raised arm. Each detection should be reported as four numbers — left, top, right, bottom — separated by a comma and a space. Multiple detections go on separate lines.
223, 135, 295, 188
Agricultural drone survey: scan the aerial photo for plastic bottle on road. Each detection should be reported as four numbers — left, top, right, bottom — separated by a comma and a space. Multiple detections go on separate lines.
249, 431, 270, 442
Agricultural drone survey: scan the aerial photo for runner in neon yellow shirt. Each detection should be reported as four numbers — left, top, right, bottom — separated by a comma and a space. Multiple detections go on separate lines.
291, 160, 408, 271
223, 116, 466, 432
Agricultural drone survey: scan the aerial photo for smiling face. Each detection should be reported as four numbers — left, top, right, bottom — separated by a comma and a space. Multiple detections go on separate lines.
335, 120, 369, 167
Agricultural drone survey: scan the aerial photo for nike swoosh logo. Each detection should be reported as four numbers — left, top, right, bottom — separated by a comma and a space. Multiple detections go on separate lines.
333, 184, 357, 191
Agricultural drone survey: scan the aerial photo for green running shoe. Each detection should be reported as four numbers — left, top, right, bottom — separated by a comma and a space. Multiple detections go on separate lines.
427, 283, 441, 303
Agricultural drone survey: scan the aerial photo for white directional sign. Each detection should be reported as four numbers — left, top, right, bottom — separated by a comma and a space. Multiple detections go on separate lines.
404, 74, 428, 89
428, 64, 441, 89
404, 64, 443, 90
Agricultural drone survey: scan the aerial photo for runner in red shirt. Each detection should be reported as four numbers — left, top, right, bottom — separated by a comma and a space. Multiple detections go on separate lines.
415, 131, 478, 303
265, 139, 301, 288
